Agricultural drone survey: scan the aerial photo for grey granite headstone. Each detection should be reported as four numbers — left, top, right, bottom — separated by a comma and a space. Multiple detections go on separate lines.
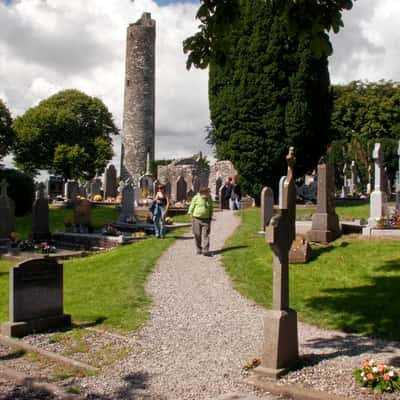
340, 163, 348, 198
104, 164, 117, 199
0, 179, 15, 245
118, 179, 135, 222
260, 186, 274, 232
350, 160, 357, 196
64, 180, 79, 201
255, 147, 298, 379
307, 157, 341, 243
30, 183, 50, 241
1, 258, 71, 337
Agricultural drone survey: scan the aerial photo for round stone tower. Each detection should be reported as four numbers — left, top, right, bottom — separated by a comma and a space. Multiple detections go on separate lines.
121, 12, 156, 181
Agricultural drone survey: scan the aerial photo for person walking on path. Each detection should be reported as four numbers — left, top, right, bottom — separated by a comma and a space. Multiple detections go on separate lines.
151, 184, 170, 239
224, 176, 233, 210
231, 175, 242, 210
188, 186, 213, 256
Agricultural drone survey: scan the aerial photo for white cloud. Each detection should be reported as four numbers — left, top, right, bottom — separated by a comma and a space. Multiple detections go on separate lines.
1, 0, 399, 175
0, 0, 210, 173
329, 0, 400, 83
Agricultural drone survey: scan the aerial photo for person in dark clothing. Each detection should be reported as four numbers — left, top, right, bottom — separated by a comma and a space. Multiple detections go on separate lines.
231, 176, 241, 210
224, 177, 233, 210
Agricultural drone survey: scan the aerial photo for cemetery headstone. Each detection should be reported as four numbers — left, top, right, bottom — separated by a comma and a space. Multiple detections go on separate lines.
260, 186, 274, 232
30, 183, 50, 241
118, 179, 135, 222
350, 160, 357, 196
104, 164, 117, 200
73, 198, 92, 233
367, 165, 372, 195
64, 180, 79, 202
255, 147, 298, 379
0, 179, 14, 246
1, 258, 71, 337
46, 176, 64, 200
340, 163, 348, 198
368, 143, 387, 226
288, 237, 313, 264
396, 140, 400, 210
307, 157, 341, 243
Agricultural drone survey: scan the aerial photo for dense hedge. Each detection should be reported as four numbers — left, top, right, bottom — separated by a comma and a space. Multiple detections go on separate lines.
0, 169, 35, 216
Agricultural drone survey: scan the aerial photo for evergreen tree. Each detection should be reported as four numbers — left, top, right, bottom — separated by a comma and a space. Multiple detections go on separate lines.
208, 1, 331, 200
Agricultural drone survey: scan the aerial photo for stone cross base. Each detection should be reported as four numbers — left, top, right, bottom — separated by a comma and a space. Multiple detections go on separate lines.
307, 213, 341, 243
368, 190, 387, 226
254, 309, 299, 379
1, 314, 71, 338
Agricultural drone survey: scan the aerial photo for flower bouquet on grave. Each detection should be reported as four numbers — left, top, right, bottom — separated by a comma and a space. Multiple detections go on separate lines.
165, 216, 173, 225
18, 240, 35, 251
375, 217, 387, 229
35, 242, 56, 254
102, 223, 120, 236
353, 359, 400, 393
388, 209, 400, 229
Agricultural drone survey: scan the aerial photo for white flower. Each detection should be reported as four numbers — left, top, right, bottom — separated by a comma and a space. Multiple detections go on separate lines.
372, 367, 378, 373
363, 377, 367, 381
389, 370, 394, 377
369, 359, 375, 366
361, 372, 365, 377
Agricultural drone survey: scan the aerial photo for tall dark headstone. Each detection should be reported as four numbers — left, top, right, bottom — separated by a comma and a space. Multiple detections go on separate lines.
255, 147, 298, 379
30, 183, 50, 241
118, 179, 135, 222
1, 258, 71, 337
307, 157, 341, 243
104, 164, 117, 199
176, 176, 187, 202
0, 179, 14, 246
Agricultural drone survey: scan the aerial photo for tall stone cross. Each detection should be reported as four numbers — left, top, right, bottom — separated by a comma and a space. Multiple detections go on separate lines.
368, 143, 387, 226
255, 147, 298, 379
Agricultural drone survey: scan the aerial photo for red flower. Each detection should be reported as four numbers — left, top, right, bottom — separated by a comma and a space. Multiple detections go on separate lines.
367, 373, 374, 381
383, 373, 390, 381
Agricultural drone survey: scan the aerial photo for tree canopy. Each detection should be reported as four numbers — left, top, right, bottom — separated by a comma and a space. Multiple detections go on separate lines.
328, 80, 400, 186
0, 99, 14, 159
183, 0, 355, 69
208, 0, 331, 200
13, 89, 118, 180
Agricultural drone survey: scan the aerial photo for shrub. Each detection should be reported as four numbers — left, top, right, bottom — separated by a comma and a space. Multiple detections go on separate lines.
0, 168, 35, 216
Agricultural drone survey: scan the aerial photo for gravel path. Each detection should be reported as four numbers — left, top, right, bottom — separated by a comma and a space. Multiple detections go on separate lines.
80, 210, 279, 400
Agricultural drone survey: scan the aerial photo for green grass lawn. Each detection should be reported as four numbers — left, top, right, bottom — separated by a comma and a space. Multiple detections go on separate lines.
0, 228, 187, 332
15, 206, 119, 240
222, 208, 400, 341
296, 200, 371, 220
1, 206, 190, 332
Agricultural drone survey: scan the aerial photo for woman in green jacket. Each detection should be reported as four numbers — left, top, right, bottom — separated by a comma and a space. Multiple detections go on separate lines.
188, 187, 213, 256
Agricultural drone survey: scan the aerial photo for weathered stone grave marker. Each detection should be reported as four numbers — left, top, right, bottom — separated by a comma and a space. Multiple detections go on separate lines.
1, 258, 71, 337
104, 164, 117, 200
30, 183, 50, 241
350, 160, 357, 196
340, 162, 348, 198
260, 186, 274, 232
0, 179, 15, 247
118, 179, 135, 222
73, 198, 92, 233
368, 143, 387, 226
307, 157, 341, 243
367, 164, 372, 195
255, 147, 298, 378
64, 180, 79, 202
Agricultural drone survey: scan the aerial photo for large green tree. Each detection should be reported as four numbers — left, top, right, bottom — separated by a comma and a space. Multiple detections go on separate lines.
328, 80, 400, 186
0, 99, 14, 159
208, 0, 331, 199
183, 0, 355, 69
14, 89, 118, 180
